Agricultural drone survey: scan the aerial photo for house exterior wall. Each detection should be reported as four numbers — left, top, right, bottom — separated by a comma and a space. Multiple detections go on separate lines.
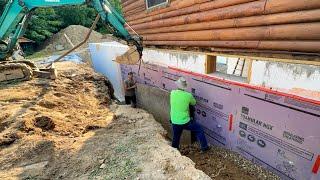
121, 0, 320, 54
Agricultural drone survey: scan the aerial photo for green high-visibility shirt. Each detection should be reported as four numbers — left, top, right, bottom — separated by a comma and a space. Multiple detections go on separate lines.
170, 89, 196, 125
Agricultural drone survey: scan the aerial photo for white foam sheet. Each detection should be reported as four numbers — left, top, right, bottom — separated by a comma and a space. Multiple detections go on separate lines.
89, 42, 129, 102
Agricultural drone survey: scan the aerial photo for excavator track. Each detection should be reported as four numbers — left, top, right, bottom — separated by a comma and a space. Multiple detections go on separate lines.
0, 62, 33, 83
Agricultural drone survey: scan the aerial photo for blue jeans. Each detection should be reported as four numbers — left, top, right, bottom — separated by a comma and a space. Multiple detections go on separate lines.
172, 121, 209, 151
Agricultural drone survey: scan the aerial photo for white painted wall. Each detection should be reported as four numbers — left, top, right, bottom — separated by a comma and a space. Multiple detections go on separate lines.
250, 61, 320, 91
143, 49, 207, 74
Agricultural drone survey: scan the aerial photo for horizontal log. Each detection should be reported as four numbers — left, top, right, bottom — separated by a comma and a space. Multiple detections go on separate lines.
121, 0, 136, 8
135, 9, 320, 34
129, 0, 320, 30
126, 0, 211, 22
123, 0, 145, 13
124, 6, 145, 17
144, 41, 320, 53
142, 23, 320, 41
130, 1, 266, 30
265, 0, 320, 14
128, 0, 256, 25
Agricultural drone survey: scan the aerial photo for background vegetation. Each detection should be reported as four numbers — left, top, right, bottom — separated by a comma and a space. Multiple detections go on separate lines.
0, 0, 122, 45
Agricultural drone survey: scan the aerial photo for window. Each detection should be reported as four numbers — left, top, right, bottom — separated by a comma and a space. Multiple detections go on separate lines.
206, 55, 252, 83
146, 0, 168, 9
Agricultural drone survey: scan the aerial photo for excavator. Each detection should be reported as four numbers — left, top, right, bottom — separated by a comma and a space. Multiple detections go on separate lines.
0, 0, 143, 83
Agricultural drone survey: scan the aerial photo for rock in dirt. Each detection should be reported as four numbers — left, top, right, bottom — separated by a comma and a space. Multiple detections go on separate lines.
34, 116, 55, 131
100, 163, 107, 169
0, 133, 19, 147
98, 159, 105, 164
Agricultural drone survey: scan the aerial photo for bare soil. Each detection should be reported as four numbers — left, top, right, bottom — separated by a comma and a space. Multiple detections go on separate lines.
181, 144, 279, 180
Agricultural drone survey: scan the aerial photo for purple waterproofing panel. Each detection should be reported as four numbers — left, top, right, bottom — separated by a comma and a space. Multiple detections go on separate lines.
232, 87, 320, 180
186, 75, 237, 148
159, 67, 182, 91
140, 64, 161, 88
120, 64, 320, 180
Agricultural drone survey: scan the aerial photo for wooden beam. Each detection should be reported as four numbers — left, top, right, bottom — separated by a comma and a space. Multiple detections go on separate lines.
247, 59, 253, 83
205, 55, 216, 74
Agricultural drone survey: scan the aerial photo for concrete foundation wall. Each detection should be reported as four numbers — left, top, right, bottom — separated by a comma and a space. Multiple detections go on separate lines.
136, 84, 191, 144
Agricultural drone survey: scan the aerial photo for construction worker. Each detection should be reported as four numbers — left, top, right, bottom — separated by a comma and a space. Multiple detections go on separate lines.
124, 72, 137, 108
170, 77, 209, 152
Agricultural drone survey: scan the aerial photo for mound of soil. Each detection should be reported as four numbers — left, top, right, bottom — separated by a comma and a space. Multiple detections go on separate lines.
41, 25, 107, 53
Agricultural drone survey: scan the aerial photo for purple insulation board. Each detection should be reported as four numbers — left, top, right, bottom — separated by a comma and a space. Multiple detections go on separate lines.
120, 64, 320, 180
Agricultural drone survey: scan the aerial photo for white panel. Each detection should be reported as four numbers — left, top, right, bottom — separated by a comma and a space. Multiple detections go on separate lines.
89, 42, 129, 102
250, 61, 320, 91
143, 49, 206, 74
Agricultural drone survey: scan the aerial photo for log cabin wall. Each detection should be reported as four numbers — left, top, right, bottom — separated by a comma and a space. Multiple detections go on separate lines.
121, 0, 320, 56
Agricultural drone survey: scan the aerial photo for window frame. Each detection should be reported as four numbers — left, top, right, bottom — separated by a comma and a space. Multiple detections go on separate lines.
145, 0, 169, 10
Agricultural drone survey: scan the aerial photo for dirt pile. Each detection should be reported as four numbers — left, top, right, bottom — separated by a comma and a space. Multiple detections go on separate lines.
41, 25, 117, 53
39, 25, 121, 64
0, 62, 114, 175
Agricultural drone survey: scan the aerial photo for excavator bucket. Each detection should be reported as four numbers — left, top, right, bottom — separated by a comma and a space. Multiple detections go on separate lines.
115, 46, 141, 65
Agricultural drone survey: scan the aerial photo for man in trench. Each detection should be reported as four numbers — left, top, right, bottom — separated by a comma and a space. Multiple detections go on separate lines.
124, 72, 137, 108
170, 77, 209, 152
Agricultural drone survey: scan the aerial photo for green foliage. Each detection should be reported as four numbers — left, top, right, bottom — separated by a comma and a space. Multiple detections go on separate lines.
1, 0, 123, 46
109, 0, 122, 14
0, 0, 6, 15
55, 5, 97, 28
24, 8, 62, 44
55, 0, 123, 35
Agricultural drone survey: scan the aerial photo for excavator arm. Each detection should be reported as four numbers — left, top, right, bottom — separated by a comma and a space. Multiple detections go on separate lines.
0, 0, 142, 61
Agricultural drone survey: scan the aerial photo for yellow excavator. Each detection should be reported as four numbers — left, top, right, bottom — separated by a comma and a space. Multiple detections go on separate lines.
0, 0, 143, 83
